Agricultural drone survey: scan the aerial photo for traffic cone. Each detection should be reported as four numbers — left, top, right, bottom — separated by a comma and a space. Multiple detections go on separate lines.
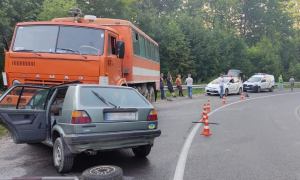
201, 117, 212, 136
240, 92, 244, 100
201, 104, 207, 122
222, 95, 226, 104
207, 100, 211, 112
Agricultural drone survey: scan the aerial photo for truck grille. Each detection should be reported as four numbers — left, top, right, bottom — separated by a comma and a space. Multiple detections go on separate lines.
12, 61, 35, 67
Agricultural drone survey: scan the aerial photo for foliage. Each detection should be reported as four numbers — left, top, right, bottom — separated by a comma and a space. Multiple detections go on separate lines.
1, 0, 300, 88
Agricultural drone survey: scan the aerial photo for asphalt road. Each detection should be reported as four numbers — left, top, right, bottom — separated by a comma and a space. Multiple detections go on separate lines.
0, 89, 300, 179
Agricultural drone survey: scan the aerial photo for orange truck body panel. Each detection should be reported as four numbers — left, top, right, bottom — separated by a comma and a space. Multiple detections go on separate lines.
4, 17, 160, 90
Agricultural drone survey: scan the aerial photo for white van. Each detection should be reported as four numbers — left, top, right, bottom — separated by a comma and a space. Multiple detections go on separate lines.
243, 73, 275, 93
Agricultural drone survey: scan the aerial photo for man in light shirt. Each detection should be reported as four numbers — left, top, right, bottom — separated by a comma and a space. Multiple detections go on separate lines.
185, 74, 193, 99
218, 74, 225, 98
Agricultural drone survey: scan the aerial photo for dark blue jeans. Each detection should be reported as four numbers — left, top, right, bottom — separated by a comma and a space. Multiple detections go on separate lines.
160, 87, 165, 99
187, 86, 192, 98
220, 86, 224, 98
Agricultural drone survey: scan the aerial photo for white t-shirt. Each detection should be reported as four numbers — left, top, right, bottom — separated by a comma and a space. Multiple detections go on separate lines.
218, 77, 224, 86
186, 77, 193, 87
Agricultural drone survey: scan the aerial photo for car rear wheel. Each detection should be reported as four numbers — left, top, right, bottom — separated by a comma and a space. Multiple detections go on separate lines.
132, 145, 151, 157
53, 137, 74, 173
237, 88, 242, 95
270, 86, 274, 92
225, 89, 229, 96
257, 87, 261, 93
82, 165, 123, 180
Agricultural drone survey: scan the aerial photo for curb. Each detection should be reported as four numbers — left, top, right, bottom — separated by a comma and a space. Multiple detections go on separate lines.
1, 177, 79, 180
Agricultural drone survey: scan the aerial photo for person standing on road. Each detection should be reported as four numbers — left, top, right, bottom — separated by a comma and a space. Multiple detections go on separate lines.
185, 74, 193, 99
278, 75, 284, 91
167, 74, 177, 98
175, 75, 184, 97
290, 76, 295, 91
218, 74, 225, 98
160, 73, 166, 100
242, 75, 247, 83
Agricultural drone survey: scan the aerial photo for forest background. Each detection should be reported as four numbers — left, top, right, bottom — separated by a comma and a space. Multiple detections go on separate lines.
1, 0, 300, 84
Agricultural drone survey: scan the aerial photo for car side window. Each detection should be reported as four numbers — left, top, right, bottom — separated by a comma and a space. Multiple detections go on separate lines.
0, 86, 49, 110
262, 78, 266, 82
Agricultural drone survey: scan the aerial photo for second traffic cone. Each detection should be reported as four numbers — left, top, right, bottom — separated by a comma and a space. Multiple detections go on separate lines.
240, 92, 244, 100
201, 117, 212, 136
201, 104, 207, 122
207, 100, 211, 112
222, 95, 226, 104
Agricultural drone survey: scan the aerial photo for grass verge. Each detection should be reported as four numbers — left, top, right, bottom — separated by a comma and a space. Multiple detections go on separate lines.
0, 125, 8, 136
157, 88, 205, 98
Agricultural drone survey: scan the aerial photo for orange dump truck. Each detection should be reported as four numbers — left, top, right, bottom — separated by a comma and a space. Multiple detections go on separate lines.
2, 8, 160, 105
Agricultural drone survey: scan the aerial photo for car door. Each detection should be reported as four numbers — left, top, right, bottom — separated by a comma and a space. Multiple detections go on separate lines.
227, 79, 235, 93
232, 78, 240, 93
0, 84, 50, 144
261, 77, 268, 89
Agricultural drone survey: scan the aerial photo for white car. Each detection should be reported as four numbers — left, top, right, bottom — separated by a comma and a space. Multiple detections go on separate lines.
243, 73, 275, 92
205, 76, 243, 96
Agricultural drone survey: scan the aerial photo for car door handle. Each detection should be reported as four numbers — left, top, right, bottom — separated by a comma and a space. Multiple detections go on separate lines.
24, 115, 30, 119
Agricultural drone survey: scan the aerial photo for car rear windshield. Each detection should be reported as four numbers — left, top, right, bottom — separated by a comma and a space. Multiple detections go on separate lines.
80, 87, 150, 107
248, 77, 262, 82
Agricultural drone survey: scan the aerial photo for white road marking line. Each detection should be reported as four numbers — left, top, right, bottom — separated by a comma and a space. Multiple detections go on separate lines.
173, 92, 300, 180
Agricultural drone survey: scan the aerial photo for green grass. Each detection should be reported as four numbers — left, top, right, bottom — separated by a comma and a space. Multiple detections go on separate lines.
157, 88, 205, 98
0, 125, 8, 136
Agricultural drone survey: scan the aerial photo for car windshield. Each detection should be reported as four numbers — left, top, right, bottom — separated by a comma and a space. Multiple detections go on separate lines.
80, 87, 150, 107
12, 25, 105, 56
247, 77, 262, 82
211, 78, 230, 84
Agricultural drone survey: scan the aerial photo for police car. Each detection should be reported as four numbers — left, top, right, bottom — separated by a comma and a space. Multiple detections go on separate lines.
243, 73, 275, 93
205, 75, 243, 96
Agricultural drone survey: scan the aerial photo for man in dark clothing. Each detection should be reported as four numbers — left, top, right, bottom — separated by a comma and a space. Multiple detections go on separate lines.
242, 75, 247, 83
160, 73, 166, 100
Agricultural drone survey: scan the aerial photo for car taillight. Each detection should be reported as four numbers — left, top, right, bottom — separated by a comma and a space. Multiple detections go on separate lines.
148, 110, 158, 121
71, 111, 92, 124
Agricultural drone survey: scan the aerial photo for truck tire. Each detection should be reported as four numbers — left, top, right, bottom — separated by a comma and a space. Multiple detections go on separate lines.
132, 145, 151, 157
82, 165, 123, 180
53, 137, 74, 173
148, 86, 155, 104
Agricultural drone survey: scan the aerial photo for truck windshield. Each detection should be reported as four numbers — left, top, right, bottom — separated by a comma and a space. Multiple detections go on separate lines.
12, 25, 105, 56
247, 77, 262, 82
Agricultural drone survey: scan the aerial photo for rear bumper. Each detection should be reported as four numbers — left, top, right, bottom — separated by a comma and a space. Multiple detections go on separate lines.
64, 129, 161, 145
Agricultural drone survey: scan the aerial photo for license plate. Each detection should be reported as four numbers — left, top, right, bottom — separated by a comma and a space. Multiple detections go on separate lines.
245, 87, 249, 89
105, 112, 136, 121
209, 89, 215, 92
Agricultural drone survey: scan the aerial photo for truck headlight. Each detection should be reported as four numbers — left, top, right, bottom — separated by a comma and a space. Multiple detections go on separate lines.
12, 79, 20, 85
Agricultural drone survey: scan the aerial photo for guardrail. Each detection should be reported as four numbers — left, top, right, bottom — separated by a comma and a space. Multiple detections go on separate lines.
162, 82, 300, 91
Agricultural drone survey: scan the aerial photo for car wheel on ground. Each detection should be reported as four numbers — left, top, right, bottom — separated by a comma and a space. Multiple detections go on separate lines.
132, 145, 151, 157
53, 137, 74, 173
270, 86, 274, 92
225, 89, 229, 96
257, 87, 261, 93
237, 88, 242, 95
82, 165, 123, 180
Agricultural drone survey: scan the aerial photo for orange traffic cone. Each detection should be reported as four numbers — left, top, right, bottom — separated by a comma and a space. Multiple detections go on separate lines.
201, 104, 207, 122
240, 92, 244, 100
207, 100, 211, 112
201, 117, 212, 136
222, 95, 226, 104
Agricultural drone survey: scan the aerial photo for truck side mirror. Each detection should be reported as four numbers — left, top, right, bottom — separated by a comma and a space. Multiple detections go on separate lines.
116, 41, 125, 59
2, 36, 9, 52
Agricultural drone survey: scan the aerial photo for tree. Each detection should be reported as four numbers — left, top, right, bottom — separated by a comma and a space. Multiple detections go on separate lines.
38, 0, 78, 21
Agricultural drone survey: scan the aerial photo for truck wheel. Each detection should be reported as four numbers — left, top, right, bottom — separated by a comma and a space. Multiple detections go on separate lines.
148, 86, 155, 104
257, 87, 261, 93
53, 137, 74, 173
132, 145, 151, 157
82, 165, 123, 180
270, 86, 274, 92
